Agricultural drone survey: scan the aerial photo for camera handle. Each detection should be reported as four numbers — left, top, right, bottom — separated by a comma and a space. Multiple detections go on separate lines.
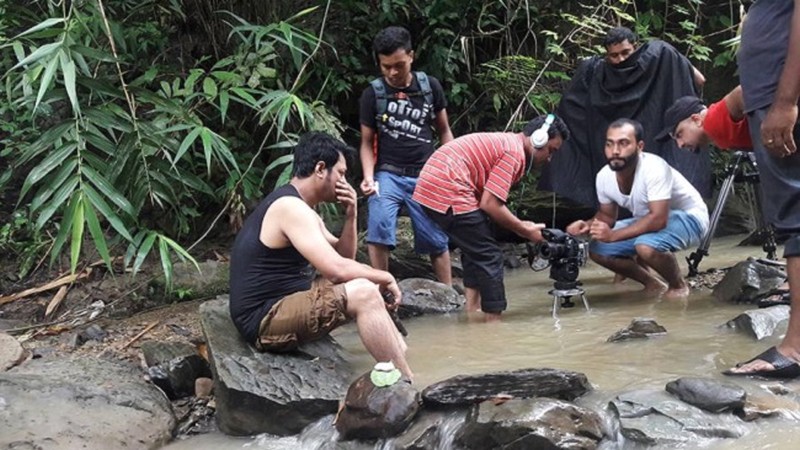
686, 151, 777, 277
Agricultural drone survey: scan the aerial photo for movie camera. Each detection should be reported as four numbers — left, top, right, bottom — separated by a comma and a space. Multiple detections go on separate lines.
528, 228, 590, 313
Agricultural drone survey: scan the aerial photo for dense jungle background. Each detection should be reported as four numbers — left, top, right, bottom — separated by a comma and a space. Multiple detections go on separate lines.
0, 0, 751, 291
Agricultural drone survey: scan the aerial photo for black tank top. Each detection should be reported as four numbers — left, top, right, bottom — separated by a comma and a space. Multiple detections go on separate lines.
229, 184, 314, 343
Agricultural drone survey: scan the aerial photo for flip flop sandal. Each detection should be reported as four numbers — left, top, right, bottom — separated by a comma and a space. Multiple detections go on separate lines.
723, 346, 800, 379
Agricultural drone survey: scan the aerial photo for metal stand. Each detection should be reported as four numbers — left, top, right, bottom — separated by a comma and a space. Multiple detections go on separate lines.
549, 285, 590, 319
686, 151, 777, 276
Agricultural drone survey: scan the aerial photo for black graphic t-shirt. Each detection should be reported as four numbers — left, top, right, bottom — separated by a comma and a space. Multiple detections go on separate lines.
359, 73, 447, 169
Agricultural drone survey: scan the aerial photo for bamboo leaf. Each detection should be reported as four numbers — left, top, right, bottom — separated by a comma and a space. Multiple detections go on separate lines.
35, 175, 79, 229
29, 157, 77, 212
83, 200, 112, 271
12, 41, 62, 71
70, 195, 85, 272
158, 237, 173, 289
21, 141, 77, 200
173, 126, 202, 166
264, 154, 293, 173
275, 161, 293, 187
200, 128, 213, 173
34, 55, 59, 113
83, 184, 133, 242
82, 165, 134, 216
124, 230, 147, 269
50, 193, 80, 267
59, 51, 80, 114
133, 232, 157, 276
219, 90, 230, 124
15, 18, 66, 39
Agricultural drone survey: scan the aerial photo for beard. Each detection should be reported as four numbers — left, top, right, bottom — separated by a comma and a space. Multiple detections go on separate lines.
607, 152, 639, 172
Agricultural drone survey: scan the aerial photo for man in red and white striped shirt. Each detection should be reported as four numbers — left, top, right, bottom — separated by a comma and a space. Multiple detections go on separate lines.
412, 115, 570, 319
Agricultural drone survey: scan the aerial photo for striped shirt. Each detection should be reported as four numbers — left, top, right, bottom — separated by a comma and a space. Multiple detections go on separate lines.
412, 132, 527, 214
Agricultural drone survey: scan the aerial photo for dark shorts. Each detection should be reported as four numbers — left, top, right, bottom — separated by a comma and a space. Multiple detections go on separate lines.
424, 207, 507, 313
747, 109, 800, 257
256, 278, 349, 352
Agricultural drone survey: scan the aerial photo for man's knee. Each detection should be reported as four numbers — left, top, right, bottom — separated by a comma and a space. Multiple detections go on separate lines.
344, 279, 383, 312
635, 244, 660, 260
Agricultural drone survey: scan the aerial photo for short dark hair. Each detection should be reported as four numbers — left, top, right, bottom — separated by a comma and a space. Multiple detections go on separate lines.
522, 114, 571, 142
603, 27, 638, 47
373, 26, 412, 56
291, 132, 354, 178
608, 118, 644, 142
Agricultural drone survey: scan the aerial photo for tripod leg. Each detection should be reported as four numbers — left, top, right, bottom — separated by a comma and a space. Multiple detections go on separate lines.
552, 295, 559, 320
581, 294, 590, 311
745, 153, 778, 260
687, 153, 744, 276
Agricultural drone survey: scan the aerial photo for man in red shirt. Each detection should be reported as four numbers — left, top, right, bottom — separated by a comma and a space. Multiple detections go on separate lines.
412, 115, 569, 320
657, 86, 752, 151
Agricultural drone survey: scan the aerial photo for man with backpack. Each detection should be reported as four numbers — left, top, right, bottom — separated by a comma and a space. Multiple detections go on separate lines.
359, 26, 454, 284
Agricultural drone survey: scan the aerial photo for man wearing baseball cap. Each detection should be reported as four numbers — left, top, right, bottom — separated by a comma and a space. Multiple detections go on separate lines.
657, 86, 752, 151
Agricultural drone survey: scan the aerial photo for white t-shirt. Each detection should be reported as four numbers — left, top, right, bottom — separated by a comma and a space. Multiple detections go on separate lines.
595, 153, 709, 232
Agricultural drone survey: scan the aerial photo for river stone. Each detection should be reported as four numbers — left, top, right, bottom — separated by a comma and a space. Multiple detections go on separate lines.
456, 397, 605, 450
737, 392, 800, 421
335, 371, 420, 440
397, 278, 464, 318
152, 260, 230, 301
724, 305, 790, 340
712, 259, 785, 304
665, 377, 746, 413
200, 296, 353, 436
422, 368, 591, 407
141, 340, 213, 400
607, 318, 667, 342
391, 410, 469, 450
0, 357, 174, 449
0, 331, 25, 371
609, 389, 747, 445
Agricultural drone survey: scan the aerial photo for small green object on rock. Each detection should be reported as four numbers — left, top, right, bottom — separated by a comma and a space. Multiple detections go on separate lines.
370, 361, 402, 387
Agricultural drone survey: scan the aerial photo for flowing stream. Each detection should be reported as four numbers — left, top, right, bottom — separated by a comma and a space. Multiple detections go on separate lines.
164, 235, 800, 449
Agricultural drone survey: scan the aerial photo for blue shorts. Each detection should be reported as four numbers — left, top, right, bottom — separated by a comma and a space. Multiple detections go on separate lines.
590, 210, 705, 258
366, 171, 449, 255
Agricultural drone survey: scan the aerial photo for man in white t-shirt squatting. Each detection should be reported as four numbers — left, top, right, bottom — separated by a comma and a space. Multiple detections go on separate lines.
566, 118, 709, 297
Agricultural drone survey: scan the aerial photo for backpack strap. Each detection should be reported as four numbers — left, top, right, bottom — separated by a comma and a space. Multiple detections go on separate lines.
414, 71, 435, 119
370, 77, 389, 119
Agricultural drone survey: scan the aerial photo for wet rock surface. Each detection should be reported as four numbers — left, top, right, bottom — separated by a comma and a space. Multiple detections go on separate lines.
0, 357, 175, 450
422, 368, 592, 407
665, 377, 746, 413
390, 410, 468, 450
142, 340, 213, 400
200, 296, 353, 436
610, 389, 747, 445
713, 259, 785, 303
397, 278, 464, 318
724, 305, 790, 340
456, 397, 606, 450
335, 371, 420, 441
0, 331, 25, 370
607, 318, 667, 342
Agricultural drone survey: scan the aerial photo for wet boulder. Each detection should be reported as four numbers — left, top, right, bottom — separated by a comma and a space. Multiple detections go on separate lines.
712, 259, 785, 303
609, 389, 747, 446
152, 260, 230, 302
335, 371, 420, 440
0, 357, 175, 449
724, 305, 790, 340
200, 297, 353, 436
141, 340, 212, 400
665, 377, 746, 413
607, 318, 667, 342
397, 278, 464, 318
391, 410, 469, 450
422, 368, 592, 408
456, 398, 606, 450
0, 331, 25, 371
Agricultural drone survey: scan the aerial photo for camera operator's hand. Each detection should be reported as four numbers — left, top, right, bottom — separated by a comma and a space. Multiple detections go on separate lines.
566, 220, 590, 236
589, 220, 613, 242
520, 221, 546, 242
381, 279, 402, 310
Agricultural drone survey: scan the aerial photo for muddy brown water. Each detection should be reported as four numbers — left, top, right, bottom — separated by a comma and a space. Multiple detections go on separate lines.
164, 235, 800, 449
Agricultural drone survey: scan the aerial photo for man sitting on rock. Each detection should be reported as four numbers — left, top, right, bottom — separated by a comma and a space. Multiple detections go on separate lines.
566, 119, 709, 297
229, 132, 412, 379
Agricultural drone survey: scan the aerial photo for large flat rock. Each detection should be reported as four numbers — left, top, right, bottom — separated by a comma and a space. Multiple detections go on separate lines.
200, 296, 354, 436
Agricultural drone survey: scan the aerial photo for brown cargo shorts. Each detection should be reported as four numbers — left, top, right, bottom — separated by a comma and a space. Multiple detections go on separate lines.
255, 278, 349, 352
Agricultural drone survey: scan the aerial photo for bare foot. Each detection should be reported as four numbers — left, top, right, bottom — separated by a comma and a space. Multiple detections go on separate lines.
483, 311, 502, 323
664, 285, 690, 298
642, 280, 667, 294
613, 273, 627, 284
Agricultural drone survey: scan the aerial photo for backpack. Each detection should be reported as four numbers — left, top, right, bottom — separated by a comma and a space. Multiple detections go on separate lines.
370, 71, 435, 121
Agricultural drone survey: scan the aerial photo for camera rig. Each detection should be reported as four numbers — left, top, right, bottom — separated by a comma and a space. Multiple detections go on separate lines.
528, 228, 590, 316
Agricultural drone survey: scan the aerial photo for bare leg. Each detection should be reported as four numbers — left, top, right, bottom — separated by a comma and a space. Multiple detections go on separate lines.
430, 251, 452, 285
344, 279, 413, 380
635, 245, 688, 298
367, 243, 390, 271
464, 287, 481, 312
590, 252, 666, 292
730, 256, 800, 374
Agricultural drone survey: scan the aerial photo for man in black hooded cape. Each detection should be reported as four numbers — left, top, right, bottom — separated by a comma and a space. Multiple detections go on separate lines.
539, 39, 711, 208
